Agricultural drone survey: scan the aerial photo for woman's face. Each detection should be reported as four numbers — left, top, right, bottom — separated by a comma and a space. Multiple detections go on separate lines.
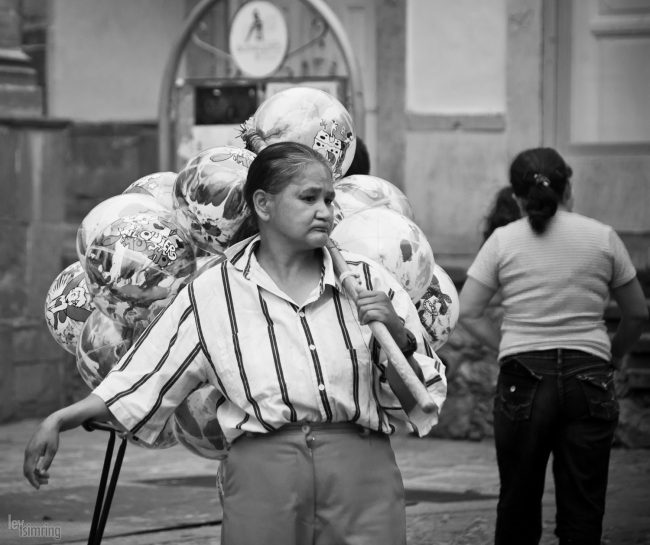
263, 161, 335, 250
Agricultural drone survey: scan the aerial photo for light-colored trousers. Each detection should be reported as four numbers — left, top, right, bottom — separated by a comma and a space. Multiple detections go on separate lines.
220, 422, 406, 545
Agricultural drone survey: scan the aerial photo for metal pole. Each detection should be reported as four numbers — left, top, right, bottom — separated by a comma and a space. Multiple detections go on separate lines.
157, 0, 366, 171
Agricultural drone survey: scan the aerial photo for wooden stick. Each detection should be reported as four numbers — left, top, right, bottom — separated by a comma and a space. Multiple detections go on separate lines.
326, 240, 436, 414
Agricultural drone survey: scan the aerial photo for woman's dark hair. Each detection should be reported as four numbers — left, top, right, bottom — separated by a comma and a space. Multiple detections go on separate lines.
344, 136, 370, 176
230, 142, 332, 243
483, 186, 521, 241
509, 147, 572, 234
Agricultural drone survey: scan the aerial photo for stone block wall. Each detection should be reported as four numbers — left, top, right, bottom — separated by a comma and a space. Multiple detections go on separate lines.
0, 119, 70, 421
0, 119, 158, 422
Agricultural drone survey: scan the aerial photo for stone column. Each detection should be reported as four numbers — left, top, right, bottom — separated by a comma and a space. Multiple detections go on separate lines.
0, 0, 43, 116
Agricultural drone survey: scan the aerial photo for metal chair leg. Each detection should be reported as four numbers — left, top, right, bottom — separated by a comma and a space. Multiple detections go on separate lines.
83, 421, 128, 545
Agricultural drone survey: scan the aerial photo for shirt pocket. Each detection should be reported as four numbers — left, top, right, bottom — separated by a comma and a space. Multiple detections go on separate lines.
494, 358, 541, 421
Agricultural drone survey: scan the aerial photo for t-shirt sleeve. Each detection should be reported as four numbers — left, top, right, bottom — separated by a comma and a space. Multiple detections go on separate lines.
608, 229, 637, 288
93, 284, 209, 446
466, 231, 500, 289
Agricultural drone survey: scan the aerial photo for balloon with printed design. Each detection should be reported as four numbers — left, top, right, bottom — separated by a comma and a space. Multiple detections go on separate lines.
239, 86, 356, 180
174, 146, 256, 254
76, 193, 169, 269
75, 308, 134, 390
331, 207, 435, 302
172, 384, 228, 460
333, 174, 414, 225
417, 264, 460, 351
123, 171, 177, 211
44, 261, 96, 354
84, 211, 196, 327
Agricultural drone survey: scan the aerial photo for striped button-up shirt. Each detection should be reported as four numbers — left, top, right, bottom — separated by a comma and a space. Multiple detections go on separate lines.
93, 236, 447, 446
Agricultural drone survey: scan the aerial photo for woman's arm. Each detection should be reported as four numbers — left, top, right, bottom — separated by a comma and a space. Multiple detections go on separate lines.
458, 277, 500, 352
23, 393, 113, 489
610, 276, 649, 366
356, 289, 424, 412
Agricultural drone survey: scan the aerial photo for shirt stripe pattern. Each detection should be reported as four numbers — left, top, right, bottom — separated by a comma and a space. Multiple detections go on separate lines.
257, 287, 297, 422
93, 236, 447, 446
221, 263, 275, 432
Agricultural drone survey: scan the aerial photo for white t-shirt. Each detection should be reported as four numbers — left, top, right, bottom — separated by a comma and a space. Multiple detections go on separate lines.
467, 211, 637, 361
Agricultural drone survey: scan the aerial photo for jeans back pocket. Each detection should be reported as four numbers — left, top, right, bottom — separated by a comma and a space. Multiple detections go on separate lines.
494, 359, 541, 421
576, 371, 619, 421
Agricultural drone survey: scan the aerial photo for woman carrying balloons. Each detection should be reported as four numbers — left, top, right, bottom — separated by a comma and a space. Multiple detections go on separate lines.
24, 142, 446, 545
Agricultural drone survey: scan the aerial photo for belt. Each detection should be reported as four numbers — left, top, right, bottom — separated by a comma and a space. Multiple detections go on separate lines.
240, 421, 375, 443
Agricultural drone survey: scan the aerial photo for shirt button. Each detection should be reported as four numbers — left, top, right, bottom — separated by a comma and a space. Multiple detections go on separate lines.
318, 383, 325, 391
298, 311, 305, 317
509, 385, 516, 392
309, 344, 316, 351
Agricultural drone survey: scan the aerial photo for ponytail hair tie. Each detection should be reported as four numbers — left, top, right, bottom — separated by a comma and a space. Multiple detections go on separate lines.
533, 173, 550, 188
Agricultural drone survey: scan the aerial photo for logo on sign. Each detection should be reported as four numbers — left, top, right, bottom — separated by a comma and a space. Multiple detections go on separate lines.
229, 1, 288, 78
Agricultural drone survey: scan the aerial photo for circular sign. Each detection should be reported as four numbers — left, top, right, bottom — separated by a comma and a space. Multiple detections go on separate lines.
229, 1, 288, 78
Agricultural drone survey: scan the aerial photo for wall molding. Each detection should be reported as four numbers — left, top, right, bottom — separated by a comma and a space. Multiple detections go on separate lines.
405, 112, 506, 132
591, 15, 650, 36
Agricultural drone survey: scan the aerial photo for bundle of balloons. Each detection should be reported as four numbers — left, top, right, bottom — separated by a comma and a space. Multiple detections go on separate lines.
43, 86, 459, 459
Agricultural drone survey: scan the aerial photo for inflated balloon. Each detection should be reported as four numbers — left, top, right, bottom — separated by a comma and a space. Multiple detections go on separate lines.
44, 261, 95, 355
331, 207, 435, 302
76, 193, 169, 269
239, 86, 356, 179
417, 264, 460, 351
172, 384, 228, 460
333, 174, 415, 224
75, 309, 134, 390
174, 146, 256, 254
84, 211, 196, 327
123, 171, 177, 211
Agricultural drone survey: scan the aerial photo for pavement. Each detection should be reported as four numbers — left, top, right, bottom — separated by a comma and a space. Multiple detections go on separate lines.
0, 419, 649, 545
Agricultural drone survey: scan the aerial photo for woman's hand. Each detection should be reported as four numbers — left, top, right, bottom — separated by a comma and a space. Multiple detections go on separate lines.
23, 416, 61, 489
22, 394, 113, 489
356, 289, 409, 347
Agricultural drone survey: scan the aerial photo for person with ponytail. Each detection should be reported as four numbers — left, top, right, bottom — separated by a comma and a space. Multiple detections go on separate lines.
24, 142, 446, 545
482, 185, 521, 243
458, 147, 648, 545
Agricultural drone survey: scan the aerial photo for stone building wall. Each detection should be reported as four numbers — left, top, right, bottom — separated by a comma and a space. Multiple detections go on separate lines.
0, 120, 159, 422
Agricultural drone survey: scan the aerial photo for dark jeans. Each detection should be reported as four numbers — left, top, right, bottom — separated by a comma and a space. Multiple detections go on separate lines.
493, 349, 618, 545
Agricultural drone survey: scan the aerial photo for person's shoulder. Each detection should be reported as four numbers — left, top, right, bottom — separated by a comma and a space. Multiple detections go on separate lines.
191, 261, 225, 289
559, 211, 613, 234
490, 217, 527, 240
339, 247, 385, 272
337, 248, 403, 288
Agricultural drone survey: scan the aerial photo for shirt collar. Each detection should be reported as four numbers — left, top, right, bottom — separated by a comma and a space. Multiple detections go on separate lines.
225, 235, 342, 295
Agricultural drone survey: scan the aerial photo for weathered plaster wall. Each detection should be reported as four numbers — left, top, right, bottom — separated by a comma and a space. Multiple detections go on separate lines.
48, 0, 185, 121
406, 0, 506, 115
403, 0, 513, 265
405, 130, 507, 259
